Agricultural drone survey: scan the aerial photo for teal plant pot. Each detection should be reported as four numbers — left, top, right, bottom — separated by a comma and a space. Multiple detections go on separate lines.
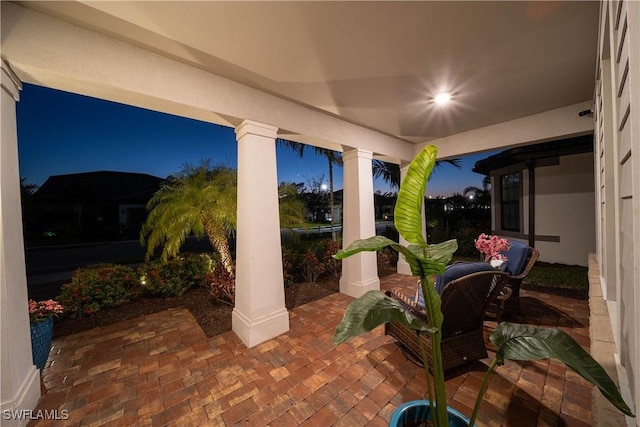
30, 317, 54, 370
389, 400, 475, 427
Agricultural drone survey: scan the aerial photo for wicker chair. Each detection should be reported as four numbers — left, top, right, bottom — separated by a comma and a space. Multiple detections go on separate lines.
385, 271, 510, 371
500, 244, 540, 316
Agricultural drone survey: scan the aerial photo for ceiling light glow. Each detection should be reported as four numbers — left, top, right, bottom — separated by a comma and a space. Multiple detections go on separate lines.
435, 92, 451, 105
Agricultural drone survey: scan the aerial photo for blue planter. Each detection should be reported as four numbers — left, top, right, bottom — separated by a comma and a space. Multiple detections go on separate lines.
30, 317, 54, 371
389, 400, 475, 427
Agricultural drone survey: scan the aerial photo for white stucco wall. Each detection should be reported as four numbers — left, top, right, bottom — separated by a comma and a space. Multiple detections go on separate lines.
534, 152, 596, 266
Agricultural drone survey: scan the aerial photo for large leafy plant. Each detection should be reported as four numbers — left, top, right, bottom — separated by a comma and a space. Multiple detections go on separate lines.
332, 145, 634, 426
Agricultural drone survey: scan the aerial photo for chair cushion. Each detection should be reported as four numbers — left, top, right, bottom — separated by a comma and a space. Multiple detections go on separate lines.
416, 262, 494, 307
502, 240, 529, 276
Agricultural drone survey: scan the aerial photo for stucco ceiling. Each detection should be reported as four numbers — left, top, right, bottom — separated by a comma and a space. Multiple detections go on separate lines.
14, 1, 600, 144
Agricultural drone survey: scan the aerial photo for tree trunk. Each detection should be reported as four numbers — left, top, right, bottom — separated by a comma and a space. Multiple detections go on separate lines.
203, 220, 235, 277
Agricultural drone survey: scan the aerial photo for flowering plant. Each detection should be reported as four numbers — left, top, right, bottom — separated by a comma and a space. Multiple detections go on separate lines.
474, 233, 511, 263
28, 299, 63, 323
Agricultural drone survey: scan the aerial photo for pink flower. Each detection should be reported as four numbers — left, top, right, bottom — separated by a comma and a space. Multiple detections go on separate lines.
28, 299, 64, 323
474, 234, 510, 263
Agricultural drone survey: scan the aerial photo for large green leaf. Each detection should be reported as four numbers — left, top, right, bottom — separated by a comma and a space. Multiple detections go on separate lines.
395, 146, 438, 246
333, 290, 432, 345
399, 245, 444, 277
334, 236, 452, 279
419, 276, 444, 330
425, 239, 458, 265
333, 235, 397, 259
491, 323, 635, 417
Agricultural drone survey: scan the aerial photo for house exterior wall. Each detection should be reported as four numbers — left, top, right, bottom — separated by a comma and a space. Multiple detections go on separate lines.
595, 0, 640, 422
534, 153, 596, 267
486, 153, 595, 267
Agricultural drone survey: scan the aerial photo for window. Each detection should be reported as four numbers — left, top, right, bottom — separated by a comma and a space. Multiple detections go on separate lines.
500, 172, 520, 232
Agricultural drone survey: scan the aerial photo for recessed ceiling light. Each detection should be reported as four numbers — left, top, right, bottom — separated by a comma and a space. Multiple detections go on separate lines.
434, 92, 451, 105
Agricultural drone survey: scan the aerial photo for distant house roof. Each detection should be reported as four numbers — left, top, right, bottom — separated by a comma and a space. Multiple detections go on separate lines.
473, 135, 594, 175
35, 171, 164, 203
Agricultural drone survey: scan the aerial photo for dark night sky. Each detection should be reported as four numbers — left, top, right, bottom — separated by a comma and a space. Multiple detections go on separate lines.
17, 83, 492, 196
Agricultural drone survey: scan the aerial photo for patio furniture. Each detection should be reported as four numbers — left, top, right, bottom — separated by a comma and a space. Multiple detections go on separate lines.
497, 240, 540, 316
385, 270, 510, 371
416, 261, 495, 307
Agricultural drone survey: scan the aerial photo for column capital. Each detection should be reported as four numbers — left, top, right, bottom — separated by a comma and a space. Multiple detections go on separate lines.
1, 60, 22, 101
342, 148, 373, 162
235, 120, 278, 140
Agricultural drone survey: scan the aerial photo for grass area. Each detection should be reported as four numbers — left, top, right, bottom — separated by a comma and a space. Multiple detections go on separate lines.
524, 262, 588, 290
451, 256, 588, 290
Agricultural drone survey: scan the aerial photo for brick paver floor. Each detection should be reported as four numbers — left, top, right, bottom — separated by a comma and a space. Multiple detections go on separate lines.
29, 274, 592, 426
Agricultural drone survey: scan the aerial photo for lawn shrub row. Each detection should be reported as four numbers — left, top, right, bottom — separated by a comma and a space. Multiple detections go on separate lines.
57, 253, 215, 318
57, 236, 397, 318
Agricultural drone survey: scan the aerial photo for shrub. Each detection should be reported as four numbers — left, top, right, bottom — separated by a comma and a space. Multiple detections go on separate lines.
57, 263, 140, 318
206, 266, 235, 304
138, 253, 214, 297
377, 247, 398, 270
300, 250, 325, 283
180, 252, 214, 288
453, 227, 486, 258
320, 238, 342, 278
282, 241, 311, 283
282, 253, 295, 287
138, 260, 183, 297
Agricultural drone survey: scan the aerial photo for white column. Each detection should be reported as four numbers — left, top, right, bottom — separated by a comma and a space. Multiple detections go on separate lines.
232, 120, 289, 348
0, 61, 41, 426
340, 148, 380, 297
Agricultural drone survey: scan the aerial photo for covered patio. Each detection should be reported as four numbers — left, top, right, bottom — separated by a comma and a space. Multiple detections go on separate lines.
1, 1, 639, 425
29, 274, 593, 426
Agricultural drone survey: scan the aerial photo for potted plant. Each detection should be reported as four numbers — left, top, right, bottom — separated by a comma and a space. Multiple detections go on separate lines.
29, 299, 63, 371
332, 145, 634, 426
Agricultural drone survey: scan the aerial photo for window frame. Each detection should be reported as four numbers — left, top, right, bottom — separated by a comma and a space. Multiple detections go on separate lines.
494, 169, 523, 234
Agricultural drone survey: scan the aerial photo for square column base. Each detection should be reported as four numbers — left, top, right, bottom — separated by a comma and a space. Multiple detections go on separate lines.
232, 308, 290, 348
339, 276, 380, 298
0, 366, 41, 427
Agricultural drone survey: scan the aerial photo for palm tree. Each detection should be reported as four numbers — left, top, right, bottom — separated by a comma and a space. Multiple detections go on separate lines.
321, 150, 342, 240
20, 178, 40, 237
277, 182, 307, 227
463, 176, 492, 208
277, 138, 342, 240
141, 161, 307, 277
372, 158, 463, 189
20, 177, 38, 197
141, 162, 237, 276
